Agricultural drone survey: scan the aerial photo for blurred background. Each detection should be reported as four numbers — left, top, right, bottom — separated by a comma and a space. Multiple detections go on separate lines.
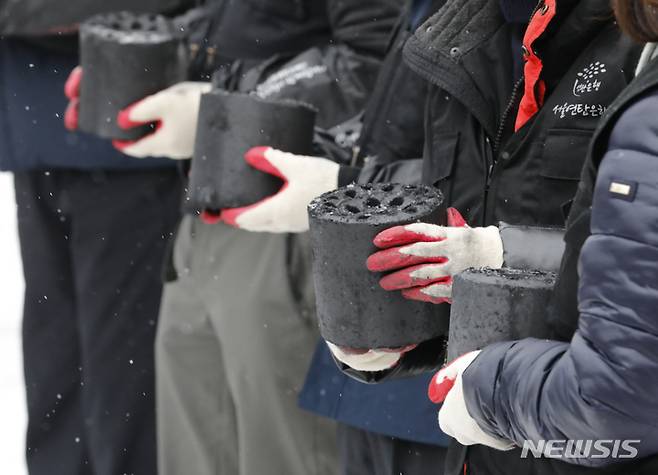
0, 174, 27, 474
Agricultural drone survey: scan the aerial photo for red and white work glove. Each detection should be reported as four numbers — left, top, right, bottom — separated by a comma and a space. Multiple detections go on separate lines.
65, 68, 209, 159
429, 351, 514, 450
221, 147, 340, 233
113, 82, 212, 159
326, 342, 417, 372
367, 208, 504, 304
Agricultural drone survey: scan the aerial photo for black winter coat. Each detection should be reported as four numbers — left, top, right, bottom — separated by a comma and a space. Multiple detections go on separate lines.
353, 0, 439, 184
405, 0, 641, 227
342, 0, 642, 384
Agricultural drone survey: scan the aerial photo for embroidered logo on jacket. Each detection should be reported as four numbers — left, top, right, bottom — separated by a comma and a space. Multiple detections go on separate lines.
552, 103, 606, 119
573, 62, 607, 97
552, 62, 609, 119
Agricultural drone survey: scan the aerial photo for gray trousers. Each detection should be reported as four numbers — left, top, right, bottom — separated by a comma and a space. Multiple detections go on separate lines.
156, 216, 337, 475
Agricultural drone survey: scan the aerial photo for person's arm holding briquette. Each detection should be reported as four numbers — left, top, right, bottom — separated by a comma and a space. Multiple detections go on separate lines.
432, 69, 658, 465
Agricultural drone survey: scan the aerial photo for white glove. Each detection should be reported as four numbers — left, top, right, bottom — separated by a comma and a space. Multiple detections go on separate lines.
220, 147, 340, 233
113, 82, 212, 159
367, 208, 504, 304
326, 342, 408, 372
430, 351, 515, 450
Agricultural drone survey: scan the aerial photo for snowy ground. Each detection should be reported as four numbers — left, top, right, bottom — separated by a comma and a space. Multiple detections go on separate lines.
0, 173, 27, 474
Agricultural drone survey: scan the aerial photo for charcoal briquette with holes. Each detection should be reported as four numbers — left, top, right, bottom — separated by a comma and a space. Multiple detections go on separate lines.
447, 268, 557, 360
186, 90, 317, 211
308, 183, 449, 349
78, 12, 189, 140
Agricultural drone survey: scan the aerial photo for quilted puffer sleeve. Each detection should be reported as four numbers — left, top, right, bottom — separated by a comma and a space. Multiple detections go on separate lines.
461, 92, 658, 467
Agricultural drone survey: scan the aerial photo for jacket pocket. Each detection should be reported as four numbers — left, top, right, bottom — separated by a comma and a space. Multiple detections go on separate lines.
243, 0, 307, 21
422, 132, 460, 186
540, 129, 593, 180
537, 129, 593, 225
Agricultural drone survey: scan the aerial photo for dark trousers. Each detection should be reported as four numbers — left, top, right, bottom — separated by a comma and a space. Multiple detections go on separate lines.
14, 168, 181, 475
339, 424, 448, 475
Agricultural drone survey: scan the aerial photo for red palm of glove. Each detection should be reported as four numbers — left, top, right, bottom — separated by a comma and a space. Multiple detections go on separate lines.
198, 147, 279, 226
63, 66, 152, 143
428, 350, 514, 450
64, 66, 83, 131
219, 147, 285, 227
427, 352, 473, 404
112, 103, 162, 152
198, 147, 277, 226
367, 208, 468, 304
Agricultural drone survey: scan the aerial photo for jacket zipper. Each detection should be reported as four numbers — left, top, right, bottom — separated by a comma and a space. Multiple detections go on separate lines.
484, 0, 545, 226
487, 76, 523, 188
487, 0, 545, 185
492, 77, 524, 156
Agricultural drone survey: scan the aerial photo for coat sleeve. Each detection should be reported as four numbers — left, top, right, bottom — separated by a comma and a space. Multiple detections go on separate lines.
498, 223, 565, 272
461, 93, 658, 467
354, 22, 432, 186
236, 0, 404, 128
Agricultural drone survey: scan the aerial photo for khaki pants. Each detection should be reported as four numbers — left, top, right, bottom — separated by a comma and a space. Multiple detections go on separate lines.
156, 216, 337, 475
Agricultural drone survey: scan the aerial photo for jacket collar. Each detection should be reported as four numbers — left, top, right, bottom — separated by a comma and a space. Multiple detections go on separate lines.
537, 0, 613, 91
636, 43, 658, 75
403, 0, 505, 137
406, 0, 614, 80
403, 0, 616, 135
407, 0, 502, 64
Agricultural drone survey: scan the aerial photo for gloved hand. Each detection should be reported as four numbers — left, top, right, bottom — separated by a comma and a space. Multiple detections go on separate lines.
367, 208, 504, 304
429, 351, 514, 450
326, 341, 417, 372
221, 147, 340, 233
64, 66, 83, 131
113, 82, 212, 159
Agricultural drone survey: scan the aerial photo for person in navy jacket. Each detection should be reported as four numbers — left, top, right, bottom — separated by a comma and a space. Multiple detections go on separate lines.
432, 1, 658, 472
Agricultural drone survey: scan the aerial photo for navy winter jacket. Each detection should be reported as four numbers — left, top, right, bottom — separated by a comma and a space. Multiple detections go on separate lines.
0, 39, 174, 171
461, 86, 658, 467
